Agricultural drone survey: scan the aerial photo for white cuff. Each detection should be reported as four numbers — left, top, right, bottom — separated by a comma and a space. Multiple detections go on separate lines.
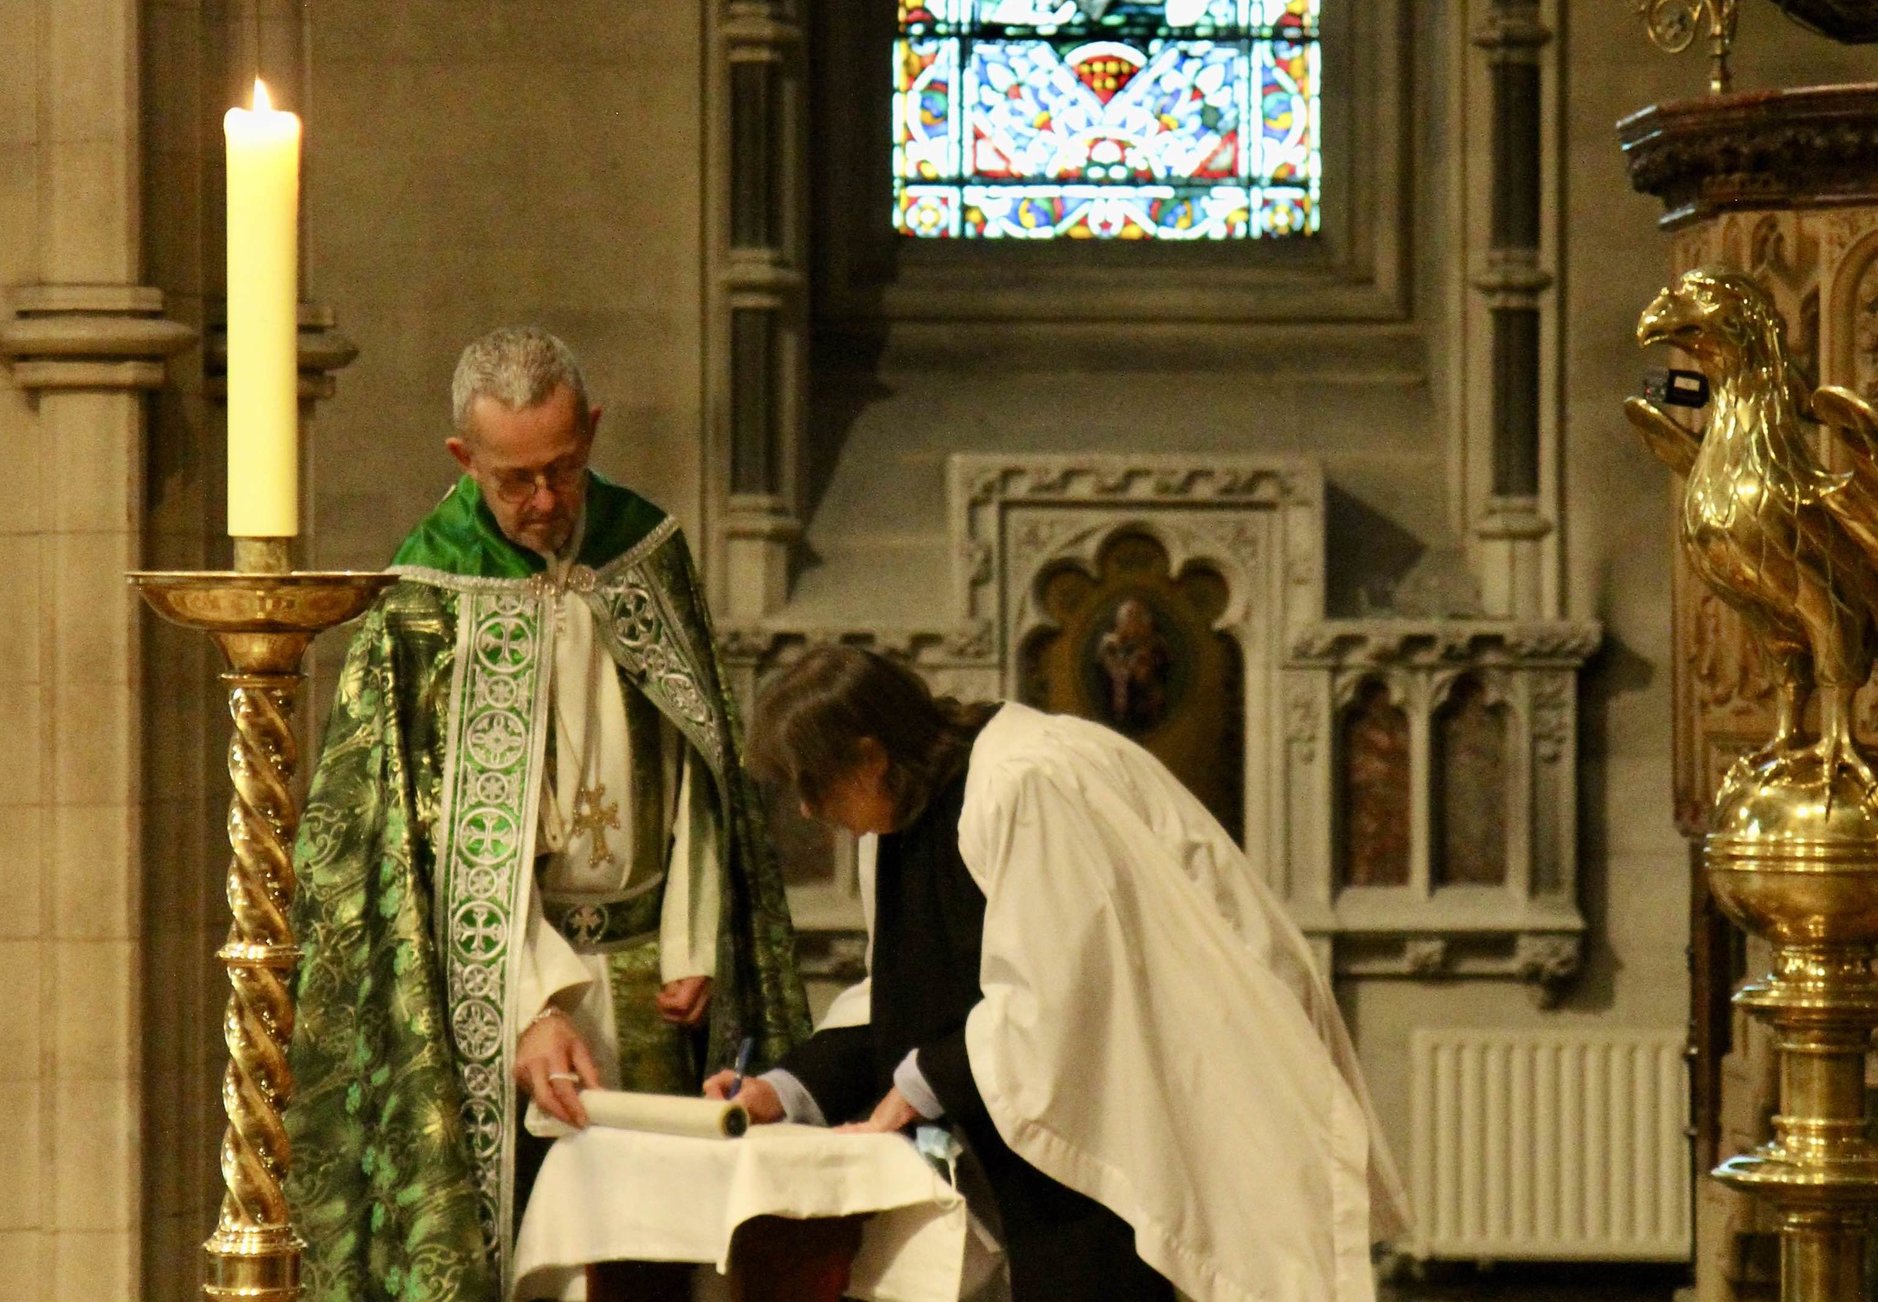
660, 748, 721, 983
519, 880, 593, 1025
759, 1069, 827, 1127
893, 1050, 945, 1121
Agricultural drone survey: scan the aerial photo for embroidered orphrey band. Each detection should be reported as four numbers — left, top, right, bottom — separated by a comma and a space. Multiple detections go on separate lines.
433, 590, 549, 1277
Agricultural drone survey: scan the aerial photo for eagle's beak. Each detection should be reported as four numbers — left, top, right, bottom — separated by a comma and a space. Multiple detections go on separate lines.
1637, 289, 1685, 348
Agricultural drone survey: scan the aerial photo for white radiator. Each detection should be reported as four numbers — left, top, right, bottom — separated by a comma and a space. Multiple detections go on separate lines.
1407, 1029, 1691, 1262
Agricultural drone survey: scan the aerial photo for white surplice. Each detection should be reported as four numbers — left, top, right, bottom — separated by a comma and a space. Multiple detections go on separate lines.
943, 703, 1408, 1302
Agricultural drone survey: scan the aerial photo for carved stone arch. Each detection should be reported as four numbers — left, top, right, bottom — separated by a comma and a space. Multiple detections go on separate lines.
1009, 515, 1261, 648
1334, 667, 1410, 713
1428, 665, 1510, 713
1020, 527, 1245, 841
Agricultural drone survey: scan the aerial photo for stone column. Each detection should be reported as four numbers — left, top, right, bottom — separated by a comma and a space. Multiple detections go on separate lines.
708, 0, 807, 621
0, 0, 196, 1296
1469, 0, 1557, 620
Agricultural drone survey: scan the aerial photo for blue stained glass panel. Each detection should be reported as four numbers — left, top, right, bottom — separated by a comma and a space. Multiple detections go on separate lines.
893, 0, 1321, 240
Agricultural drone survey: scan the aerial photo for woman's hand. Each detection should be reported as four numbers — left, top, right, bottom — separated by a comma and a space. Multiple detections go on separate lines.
657, 975, 713, 1027
514, 1010, 600, 1129
835, 1086, 921, 1135
703, 1070, 784, 1124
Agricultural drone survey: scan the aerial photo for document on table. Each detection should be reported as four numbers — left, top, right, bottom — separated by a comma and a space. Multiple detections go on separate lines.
525, 1090, 748, 1140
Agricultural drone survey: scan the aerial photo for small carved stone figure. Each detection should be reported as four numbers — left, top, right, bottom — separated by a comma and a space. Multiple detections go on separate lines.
1095, 596, 1172, 732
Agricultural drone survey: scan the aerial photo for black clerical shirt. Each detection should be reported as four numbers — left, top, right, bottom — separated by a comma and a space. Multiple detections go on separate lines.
774, 757, 990, 1133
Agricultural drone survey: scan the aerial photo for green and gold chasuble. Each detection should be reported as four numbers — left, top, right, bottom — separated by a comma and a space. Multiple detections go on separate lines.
287, 475, 809, 1301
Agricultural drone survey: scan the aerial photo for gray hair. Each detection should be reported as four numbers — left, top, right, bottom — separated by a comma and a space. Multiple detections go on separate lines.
450, 325, 590, 436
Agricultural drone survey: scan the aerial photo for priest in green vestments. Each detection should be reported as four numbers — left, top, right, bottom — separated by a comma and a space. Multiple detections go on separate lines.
285, 326, 809, 1302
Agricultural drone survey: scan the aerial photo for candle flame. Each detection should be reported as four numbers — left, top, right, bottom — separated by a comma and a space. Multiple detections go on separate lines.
252, 78, 272, 112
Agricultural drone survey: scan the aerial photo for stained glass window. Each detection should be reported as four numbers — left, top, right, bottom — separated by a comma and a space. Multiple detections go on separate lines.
893, 0, 1322, 241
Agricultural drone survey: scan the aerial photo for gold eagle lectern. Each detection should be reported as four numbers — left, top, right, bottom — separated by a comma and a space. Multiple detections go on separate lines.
1628, 267, 1878, 1302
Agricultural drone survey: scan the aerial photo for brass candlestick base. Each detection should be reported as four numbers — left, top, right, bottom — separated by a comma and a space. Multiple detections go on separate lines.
1707, 756, 1878, 1302
132, 559, 395, 1301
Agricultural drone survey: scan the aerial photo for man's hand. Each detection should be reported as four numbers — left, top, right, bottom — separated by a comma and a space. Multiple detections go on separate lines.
656, 975, 713, 1027
515, 1010, 600, 1129
834, 1086, 921, 1135
703, 1071, 784, 1124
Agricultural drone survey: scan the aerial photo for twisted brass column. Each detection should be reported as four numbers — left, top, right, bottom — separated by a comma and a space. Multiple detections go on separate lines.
133, 547, 393, 1301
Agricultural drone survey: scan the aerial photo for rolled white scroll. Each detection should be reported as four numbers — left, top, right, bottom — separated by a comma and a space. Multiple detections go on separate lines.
527, 1090, 750, 1141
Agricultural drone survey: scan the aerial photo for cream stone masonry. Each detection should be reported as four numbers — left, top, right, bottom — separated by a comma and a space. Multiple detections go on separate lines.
0, 0, 200, 1295
1455, 0, 1566, 622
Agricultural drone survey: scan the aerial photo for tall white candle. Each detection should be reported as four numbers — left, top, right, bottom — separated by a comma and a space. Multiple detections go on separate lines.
223, 78, 301, 538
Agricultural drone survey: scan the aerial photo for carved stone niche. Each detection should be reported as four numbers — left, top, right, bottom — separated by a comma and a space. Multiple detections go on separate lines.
952, 454, 1326, 881
1285, 620, 1600, 1004
721, 454, 1323, 951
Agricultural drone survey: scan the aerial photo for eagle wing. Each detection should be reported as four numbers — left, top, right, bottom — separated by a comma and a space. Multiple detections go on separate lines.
1812, 384, 1878, 581
1624, 395, 1701, 478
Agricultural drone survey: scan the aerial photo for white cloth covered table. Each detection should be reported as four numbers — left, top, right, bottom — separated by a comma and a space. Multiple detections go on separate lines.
510, 1123, 968, 1302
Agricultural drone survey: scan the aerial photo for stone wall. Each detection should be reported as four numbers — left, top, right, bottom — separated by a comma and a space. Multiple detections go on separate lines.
0, 0, 184, 1295
304, 0, 712, 567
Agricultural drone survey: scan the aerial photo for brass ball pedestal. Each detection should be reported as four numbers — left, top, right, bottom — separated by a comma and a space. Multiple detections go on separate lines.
132, 539, 394, 1301
1707, 753, 1878, 1302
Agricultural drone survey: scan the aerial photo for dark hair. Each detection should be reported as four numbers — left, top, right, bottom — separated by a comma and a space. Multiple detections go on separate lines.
746, 646, 997, 829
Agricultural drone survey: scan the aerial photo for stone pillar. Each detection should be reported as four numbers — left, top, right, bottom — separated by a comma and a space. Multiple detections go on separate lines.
0, 0, 197, 1296
708, 0, 807, 621
1468, 0, 1558, 620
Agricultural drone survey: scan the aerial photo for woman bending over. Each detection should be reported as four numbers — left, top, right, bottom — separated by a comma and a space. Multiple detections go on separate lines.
708, 646, 1407, 1302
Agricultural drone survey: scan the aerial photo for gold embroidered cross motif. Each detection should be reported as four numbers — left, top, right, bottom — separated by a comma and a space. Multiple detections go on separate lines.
571, 783, 621, 870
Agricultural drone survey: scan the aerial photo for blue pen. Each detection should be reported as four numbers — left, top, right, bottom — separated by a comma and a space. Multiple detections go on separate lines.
726, 1036, 755, 1099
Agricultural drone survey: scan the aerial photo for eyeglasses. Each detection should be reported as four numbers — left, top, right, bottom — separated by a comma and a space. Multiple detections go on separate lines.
483, 458, 586, 505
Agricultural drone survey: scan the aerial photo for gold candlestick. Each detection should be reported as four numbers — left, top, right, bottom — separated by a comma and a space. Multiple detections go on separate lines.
132, 545, 394, 1301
